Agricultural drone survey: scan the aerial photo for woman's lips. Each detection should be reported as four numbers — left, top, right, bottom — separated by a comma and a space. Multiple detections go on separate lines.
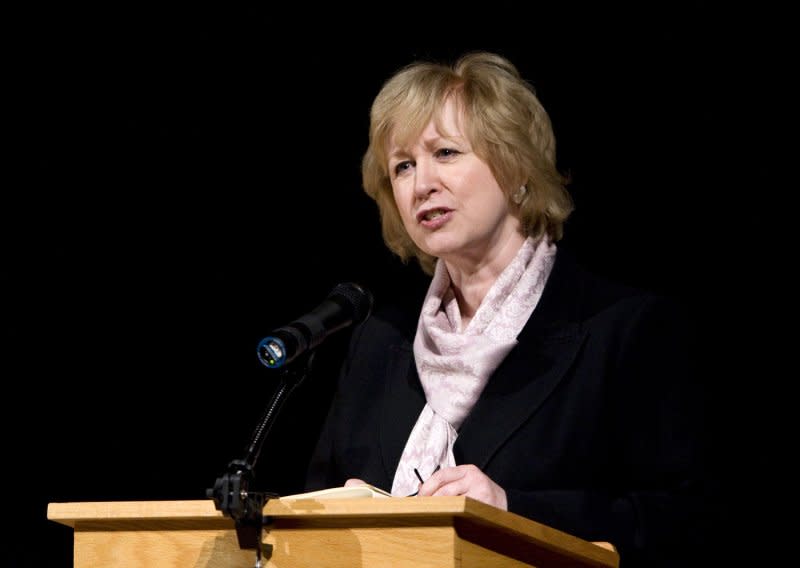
418, 209, 453, 229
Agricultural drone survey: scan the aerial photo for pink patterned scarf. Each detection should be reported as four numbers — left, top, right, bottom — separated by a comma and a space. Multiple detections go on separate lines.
391, 236, 557, 496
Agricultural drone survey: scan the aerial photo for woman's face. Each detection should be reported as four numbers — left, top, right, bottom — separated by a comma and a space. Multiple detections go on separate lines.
387, 98, 522, 269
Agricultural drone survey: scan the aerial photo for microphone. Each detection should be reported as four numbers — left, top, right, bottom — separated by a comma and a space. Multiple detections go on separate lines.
257, 282, 374, 369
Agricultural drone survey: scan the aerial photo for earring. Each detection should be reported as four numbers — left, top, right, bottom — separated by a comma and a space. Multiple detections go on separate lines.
512, 185, 527, 205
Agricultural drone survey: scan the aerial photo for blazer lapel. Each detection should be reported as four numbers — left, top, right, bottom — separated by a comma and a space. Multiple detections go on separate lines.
454, 247, 589, 469
454, 320, 585, 468
378, 341, 425, 483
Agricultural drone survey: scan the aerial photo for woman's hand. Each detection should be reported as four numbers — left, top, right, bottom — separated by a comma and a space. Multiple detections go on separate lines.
416, 464, 507, 510
344, 478, 368, 487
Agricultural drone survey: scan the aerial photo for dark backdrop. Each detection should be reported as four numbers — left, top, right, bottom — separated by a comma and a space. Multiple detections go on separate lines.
4, 10, 780, 567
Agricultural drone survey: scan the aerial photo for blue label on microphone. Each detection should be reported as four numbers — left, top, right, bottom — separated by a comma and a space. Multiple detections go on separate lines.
257, 336, 287, 368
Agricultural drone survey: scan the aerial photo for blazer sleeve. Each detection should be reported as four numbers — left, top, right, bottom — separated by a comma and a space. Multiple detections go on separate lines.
506, 295, 709, 567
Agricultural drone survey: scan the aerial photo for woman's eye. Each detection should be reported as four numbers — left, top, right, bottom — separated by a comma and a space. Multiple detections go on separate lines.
436, 148, 459, 158
394, 161, 412, 175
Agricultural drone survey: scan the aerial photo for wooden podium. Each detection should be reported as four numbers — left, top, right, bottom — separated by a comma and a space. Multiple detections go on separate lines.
48, 497, 619, 567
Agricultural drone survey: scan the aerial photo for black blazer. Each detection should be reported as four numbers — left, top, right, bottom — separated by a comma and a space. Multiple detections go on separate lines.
306, 250, 708, 566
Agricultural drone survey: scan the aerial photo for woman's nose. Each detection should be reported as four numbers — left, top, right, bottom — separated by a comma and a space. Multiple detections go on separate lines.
413, 158, 440, 199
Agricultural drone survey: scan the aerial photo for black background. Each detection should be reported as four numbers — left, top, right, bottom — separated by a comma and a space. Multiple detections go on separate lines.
4, 8, 782, 566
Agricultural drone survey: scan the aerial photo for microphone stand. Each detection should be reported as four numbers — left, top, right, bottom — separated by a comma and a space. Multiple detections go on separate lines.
206, 351, 316, 564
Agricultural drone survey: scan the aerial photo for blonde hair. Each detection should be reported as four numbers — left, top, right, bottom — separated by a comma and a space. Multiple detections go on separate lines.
362, 51, 574, 275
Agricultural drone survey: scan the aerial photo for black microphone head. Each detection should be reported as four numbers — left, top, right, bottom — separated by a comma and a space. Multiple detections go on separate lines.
257, 282, 374, 370
328, 282, 374, 324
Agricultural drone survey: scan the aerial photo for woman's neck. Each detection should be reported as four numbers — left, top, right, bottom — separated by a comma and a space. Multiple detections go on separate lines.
445, 234, 527, 325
